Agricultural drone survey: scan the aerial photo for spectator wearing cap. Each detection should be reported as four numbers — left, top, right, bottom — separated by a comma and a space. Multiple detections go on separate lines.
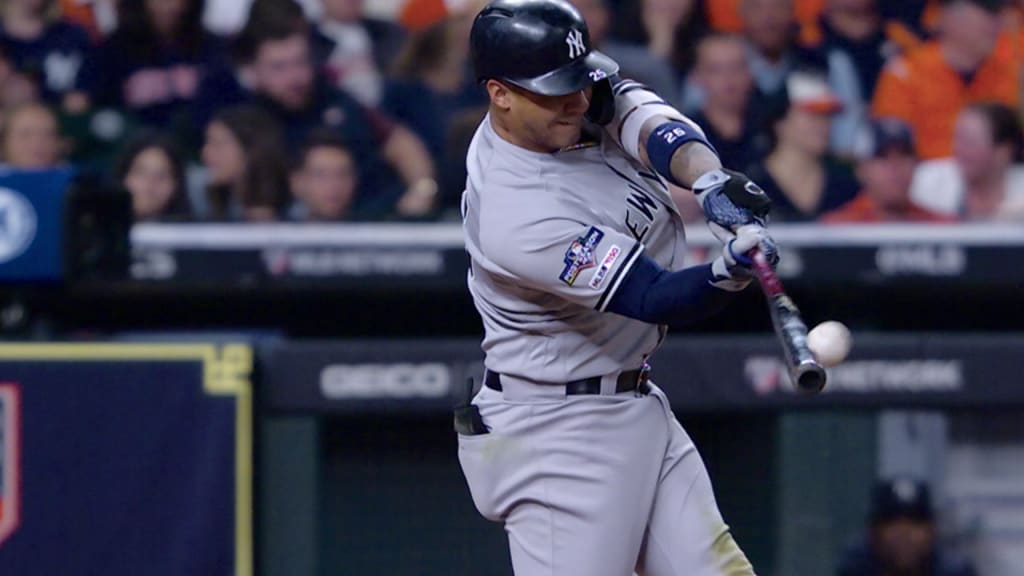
744, 69, 859, 221
572, 0, 682, 107
836, 477, 977, 576
0, 0, 91, 107
288, 129, 358, 221
686, 33, 762, 172
225, 0, 437, 219
872, 0, 1018, 161
822, 118, 953, 222
911, 101, 1024, 220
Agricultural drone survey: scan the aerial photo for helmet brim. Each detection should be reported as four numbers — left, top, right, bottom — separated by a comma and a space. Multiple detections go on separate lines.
505, 50, 619, 96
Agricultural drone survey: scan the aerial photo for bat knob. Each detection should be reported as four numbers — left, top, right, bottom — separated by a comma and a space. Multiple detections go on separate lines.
793, 360, 827, 394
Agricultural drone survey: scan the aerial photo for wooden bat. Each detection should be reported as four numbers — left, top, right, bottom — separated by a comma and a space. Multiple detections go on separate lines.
750, 249, 827, 394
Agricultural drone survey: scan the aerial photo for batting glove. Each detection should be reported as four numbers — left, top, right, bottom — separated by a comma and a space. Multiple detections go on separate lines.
693, 169, 772, 244
711, 224, 778, 291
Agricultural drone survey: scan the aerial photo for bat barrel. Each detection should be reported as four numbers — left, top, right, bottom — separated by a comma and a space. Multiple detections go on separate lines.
751, 245, 828, 395
793, 360, 827, 394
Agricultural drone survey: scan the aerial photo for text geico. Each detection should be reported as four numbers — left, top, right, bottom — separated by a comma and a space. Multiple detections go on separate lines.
320, 363, 451, 399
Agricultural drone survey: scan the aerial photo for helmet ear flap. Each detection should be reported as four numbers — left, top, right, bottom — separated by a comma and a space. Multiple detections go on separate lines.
585, 76, 617, 125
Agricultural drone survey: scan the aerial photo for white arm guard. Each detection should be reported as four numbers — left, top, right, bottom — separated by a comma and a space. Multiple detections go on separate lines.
604, 80, 706, 164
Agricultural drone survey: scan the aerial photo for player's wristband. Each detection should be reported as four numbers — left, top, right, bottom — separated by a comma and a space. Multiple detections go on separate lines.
645, 121, 716, 188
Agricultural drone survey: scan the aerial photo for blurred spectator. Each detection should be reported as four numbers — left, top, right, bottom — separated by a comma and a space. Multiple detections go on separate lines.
288, 129, 357, 221
440, 104, 487, 218
0, 0, 91, 106
799, 0, 890, 157
314, 0, 406, 107
822, 118, 952, 222
233, 3, 437, 218
0, 101, 63, 169
398, 0, 457, 31
687, 33, 761, 172
59, 0, 118, 42
0, 44, 40, 108
707, 0, 825, 33
571, 0, 678, 106
381, 8, 486, 210
188, 0, 289, 130
196, 105, 288, 222
745, 69, 858, 221
739, 0, 820, 99
114, 130, 190, 221
916, 0, 946, 34
610, 0, 707, 86
911, 102, 1024, 220
837, 477, 977, 576
76, 0, 222, 128
872, 0, 1018, 160
881, 1, 936, 46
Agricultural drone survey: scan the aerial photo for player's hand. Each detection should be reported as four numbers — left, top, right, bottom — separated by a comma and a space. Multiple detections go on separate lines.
710, 224, 778, 291
692, 169, 771, 243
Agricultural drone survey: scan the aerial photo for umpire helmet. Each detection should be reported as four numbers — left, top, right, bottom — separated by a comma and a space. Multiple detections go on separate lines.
470, 0, 619, 96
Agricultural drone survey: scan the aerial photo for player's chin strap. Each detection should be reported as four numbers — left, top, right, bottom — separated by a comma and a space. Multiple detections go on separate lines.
585, 75, 617, 125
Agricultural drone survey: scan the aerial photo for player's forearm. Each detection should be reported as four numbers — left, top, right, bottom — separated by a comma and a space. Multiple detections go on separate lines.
638, 115, 722, 189
606, 255, 738, 327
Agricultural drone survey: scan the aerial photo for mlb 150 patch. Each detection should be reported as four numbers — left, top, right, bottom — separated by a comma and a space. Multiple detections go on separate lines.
560, 227, 604, 286
588, 244, 621, 289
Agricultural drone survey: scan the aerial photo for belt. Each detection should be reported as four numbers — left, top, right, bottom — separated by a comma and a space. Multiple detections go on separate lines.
484, 365, 650, 396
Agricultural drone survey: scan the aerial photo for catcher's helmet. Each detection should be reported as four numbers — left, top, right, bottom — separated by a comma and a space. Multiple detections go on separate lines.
470, 0, 619, 96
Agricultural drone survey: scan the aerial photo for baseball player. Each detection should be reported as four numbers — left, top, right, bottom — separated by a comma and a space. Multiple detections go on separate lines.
456, 1, 777, 574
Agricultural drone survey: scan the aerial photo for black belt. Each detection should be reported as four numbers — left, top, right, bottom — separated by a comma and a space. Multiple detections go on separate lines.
484, 366, 650, 395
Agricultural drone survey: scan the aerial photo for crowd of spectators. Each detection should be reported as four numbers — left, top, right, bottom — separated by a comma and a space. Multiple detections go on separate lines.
2, 0, 1023, 223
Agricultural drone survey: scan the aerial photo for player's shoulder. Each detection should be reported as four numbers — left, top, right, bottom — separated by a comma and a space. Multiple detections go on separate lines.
469, 166, 590, 255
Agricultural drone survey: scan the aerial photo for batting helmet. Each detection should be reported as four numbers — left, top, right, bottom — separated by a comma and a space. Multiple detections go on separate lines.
470, 0, 619, 96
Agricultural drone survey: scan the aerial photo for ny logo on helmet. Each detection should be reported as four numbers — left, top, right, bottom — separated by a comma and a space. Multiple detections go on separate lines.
566, 29, 585, 59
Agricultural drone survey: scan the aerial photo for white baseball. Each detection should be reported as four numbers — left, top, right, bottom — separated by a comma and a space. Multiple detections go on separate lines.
806, 321, 852, 368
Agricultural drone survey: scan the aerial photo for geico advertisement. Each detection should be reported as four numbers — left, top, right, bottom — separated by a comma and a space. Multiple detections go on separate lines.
320, 363, 453, 399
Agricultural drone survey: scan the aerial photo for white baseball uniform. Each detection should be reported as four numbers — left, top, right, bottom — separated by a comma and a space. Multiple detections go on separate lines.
458, 115, 755, 576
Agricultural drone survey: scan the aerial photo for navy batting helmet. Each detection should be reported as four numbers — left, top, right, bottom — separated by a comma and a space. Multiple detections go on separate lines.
470, 0, 619, 96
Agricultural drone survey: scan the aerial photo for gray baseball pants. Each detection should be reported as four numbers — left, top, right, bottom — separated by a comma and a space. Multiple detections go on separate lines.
458, 376, 756, 576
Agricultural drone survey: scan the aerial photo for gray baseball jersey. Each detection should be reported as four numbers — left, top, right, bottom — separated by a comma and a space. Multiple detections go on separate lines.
459, 114, 756, 576
462, 114, 688, 382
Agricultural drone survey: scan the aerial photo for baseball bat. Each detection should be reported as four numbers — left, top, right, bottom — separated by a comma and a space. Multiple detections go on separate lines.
750, 249, 827, 394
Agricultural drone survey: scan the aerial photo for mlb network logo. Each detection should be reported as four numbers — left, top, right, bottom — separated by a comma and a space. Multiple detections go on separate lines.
0, 383, 20, 548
